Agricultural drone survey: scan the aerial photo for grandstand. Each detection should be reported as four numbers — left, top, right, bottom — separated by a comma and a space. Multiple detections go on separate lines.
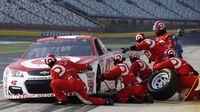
0, 0, 200, 33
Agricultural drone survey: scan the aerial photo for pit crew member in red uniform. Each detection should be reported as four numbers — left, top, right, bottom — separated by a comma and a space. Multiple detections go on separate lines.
45, 54, 114, 105
129, 51, 152, 93
121, 33, 167, 66
153, 20, 174, 49
153, 49, 200, 100
101, 53, 153, 103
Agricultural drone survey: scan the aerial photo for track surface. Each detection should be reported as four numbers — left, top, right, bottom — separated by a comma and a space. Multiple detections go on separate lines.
0, 32, 200, 112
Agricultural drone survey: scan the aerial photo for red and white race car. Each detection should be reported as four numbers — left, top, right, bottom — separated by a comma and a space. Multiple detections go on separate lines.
3, 35, 115, 99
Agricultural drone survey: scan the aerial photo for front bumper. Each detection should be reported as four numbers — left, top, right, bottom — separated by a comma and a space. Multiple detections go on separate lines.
25, 80, 53, 94
4, 75, 55, 99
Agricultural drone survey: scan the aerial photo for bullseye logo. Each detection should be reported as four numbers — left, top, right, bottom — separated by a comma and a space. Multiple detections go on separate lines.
21, 57, 81, 69
136, 35, 143, 41
114, 53, 123, 61
171, 58, 182, 69
159, 22, 165, 30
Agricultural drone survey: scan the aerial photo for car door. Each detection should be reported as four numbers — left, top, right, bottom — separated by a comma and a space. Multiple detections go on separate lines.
94, 38, 114, 73
94, 38, 116, 92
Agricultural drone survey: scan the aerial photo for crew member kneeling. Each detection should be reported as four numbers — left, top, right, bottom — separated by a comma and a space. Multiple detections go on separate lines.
101, 53, 153, 103
153, 49, 200, 100
45, 54, 113, 105
129, 51, 152, 94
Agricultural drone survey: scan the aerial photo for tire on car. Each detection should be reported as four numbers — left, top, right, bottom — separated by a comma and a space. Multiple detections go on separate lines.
96, 66, 101, 93
147, 68, 179, 100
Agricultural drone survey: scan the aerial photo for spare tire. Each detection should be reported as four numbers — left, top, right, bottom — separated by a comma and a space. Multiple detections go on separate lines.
147, 68, 179, 100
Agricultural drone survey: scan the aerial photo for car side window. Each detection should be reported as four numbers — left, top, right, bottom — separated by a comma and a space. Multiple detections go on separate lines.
94, 39, 104, 56
97, 39, 107, 54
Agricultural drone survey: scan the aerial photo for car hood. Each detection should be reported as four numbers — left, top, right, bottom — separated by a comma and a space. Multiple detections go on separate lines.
8, 56, 97, 71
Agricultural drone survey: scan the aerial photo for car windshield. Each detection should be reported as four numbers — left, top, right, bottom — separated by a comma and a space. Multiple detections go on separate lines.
23, 39, 92, 59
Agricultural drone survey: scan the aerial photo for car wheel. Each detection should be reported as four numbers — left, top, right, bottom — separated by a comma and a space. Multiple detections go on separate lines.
96, 67, 101, 93
147, 68, 179, 100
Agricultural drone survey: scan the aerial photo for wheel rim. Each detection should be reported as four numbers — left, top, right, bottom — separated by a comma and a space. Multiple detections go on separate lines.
151, 72, 170, 89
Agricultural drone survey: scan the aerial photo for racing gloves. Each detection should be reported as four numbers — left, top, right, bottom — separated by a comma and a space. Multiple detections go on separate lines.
193, 70, 199, 76
121, 47, 130, 53
121, 45, 137, 53
148, 59, 152, 64
87, 64, 93, 71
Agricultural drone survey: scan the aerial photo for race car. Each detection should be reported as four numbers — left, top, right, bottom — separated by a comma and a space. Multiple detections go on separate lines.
3, 35, 115, 99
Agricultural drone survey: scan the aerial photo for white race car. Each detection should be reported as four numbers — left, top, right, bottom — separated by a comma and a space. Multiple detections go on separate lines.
3, 35, 115, 99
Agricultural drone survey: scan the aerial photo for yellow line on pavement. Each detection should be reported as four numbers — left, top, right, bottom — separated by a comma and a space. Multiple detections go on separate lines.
0, 30, 41, 37
0, 28, 199, 38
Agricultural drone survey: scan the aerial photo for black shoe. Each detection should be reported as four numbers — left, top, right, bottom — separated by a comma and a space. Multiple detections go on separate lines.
127, 95, 144, 103
112, 94, 118, 102
55, 101, 67, 105
105, 99, 114, 105
144, 93, 154, 103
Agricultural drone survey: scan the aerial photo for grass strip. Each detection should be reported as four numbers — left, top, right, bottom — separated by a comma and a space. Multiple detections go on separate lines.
0, 43, 31, 53
0, 30, 41, 37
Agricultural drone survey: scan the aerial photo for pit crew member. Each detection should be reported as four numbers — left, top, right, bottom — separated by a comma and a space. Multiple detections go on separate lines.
129, 51, 152, 93
45, 54, 114, 105
121, 33, 167, 66
101, 53, 153, 103
153, 49, 200, 100
153, 20, 174, 49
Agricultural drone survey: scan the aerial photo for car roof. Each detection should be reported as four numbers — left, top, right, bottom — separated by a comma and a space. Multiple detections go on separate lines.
36, 35, 95, 42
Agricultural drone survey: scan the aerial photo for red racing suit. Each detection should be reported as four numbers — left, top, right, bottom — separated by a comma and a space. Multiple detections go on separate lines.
101, 62, 144, 103
156, 33, 174, 49
130, 39, 167, 65
130, 59, 152, 92
153, 57, 200, 100
50, 60, 107, 105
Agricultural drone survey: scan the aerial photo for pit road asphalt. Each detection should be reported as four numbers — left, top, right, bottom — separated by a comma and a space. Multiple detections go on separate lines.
0, 32, 200, 112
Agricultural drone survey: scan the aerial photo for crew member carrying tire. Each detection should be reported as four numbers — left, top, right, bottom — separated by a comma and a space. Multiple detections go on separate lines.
101, 53, 153, 103
153, 49, 200, 100
121, 33, 167, 66
45, 54, 114, 105
153, 20, 174, 49
129, 51, 152, 93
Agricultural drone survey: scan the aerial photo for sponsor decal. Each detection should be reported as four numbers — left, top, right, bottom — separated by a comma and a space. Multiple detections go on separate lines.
88, 80, 94, 86
105, 58, 113, 71
86, 72, 94, 92
21, 58, 49, 69
11, 80, 17, 85
88, 91, 95, 95
28, 76, 52, 80
39, 71, 50, 75
40, 32, 80, 37
7, 93, 55, 99
88, 86, 94, 91
86, 72, 94, 78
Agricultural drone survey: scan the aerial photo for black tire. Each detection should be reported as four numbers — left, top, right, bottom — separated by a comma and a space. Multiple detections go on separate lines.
147, 68, 179, 100
96, 66, 101, 93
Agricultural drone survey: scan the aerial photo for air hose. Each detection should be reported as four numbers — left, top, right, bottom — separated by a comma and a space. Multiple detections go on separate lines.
182, 75, 200, 101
